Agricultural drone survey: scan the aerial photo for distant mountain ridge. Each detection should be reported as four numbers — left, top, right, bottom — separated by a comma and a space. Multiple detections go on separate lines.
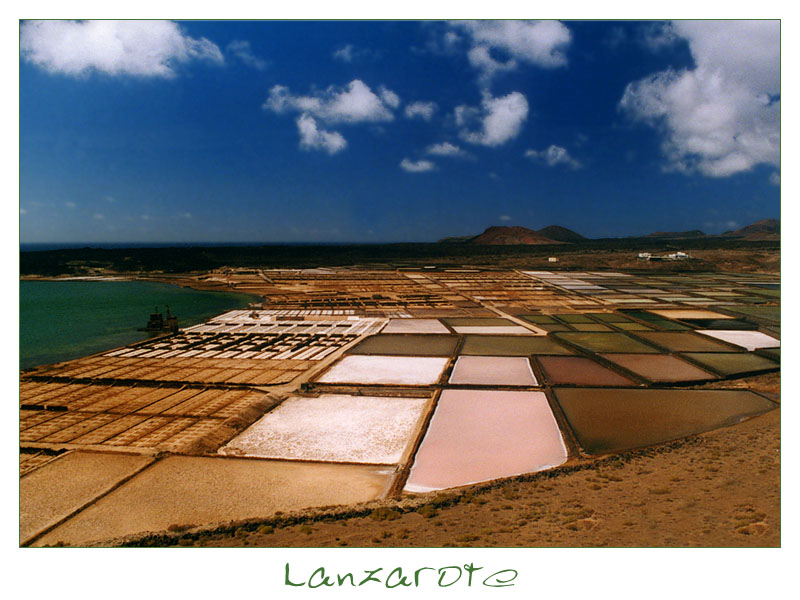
437, 219, 778, 245
722, 219, 780, 240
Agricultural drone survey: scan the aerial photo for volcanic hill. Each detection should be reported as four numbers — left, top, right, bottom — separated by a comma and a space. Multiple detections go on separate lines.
438, 225, 584, 245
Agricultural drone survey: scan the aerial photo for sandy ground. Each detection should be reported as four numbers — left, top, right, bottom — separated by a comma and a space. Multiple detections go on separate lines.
116, 372, 779, 548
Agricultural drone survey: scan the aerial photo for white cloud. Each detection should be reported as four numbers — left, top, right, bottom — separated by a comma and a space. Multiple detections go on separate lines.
467, 45, 517, 86
499, 214, 511, 221
20, 208, 27, 215
20, 20, 223, 77
65, 201, 76, 209
426, 142, 471, 159
525, 145, 582, 169
227, 40, 266, 70
450, 20, 571, 84
296, 114, 347, 155
456, 91, 529, 147
332, 44, 379, 63
379, 86, 400, 109
640, 22, 679, 51
400, 158, 436, 173
333, 44, 356, 62
405, 101, 437, 121
93, 213, 105, 220
264, 80, 398, 124
619, 20, 779, 177
769, 171, 780, 186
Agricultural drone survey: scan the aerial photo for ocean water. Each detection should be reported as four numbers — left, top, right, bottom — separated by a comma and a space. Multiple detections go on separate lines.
20, 280, 256, 370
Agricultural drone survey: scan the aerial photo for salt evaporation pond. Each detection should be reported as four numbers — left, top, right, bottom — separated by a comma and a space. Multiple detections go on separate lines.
219, 394, 430, 464
448, 356, 538, 386
599, 353, 718, 383
553, 387, 777, 455
537, 356, 635, 386
404, 390, 567, 492
317, 355, 449, 385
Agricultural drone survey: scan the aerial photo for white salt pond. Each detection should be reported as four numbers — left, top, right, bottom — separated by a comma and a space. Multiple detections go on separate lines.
317, 355, 449, 385
448, 356, 538, 386
219, 394, 430, 464
451, 325, 534, 335
381, 319, 451, 334
697, 330, 780, 351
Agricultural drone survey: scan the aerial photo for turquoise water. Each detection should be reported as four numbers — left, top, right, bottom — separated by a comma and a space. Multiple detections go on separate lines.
20, 280, 256, 370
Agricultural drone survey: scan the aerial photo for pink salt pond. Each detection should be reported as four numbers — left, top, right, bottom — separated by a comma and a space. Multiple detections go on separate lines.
404, 390, 567, 492
448, 356, 538, 386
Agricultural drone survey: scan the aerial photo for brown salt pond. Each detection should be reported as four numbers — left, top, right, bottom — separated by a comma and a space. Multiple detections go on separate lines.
680, 352, 779, 376
599, 353, 718, 383
459, 335, 574, 356
536, 356, 636, 386
448, 356, 538, 386
348, 334, 459, 356
553, 387, 777, 455
554, 331, 661, 354
404, 390, 567, 492
631, 331, 742, 352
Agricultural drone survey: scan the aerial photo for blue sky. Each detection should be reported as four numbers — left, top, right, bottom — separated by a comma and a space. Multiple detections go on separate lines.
19, 19, 780, 244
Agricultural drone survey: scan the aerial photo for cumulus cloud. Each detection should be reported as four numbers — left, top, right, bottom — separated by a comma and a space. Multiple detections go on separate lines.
525, 145, 582, 169
20, 20, 223, 77
264, 79, 398, 124
227, 40, 266, 70
264, 80, 400, 154
296, 114, 347, 155
456, 91, 529, 147
499, 214, 512, 221
450, 20, 571, 84
426, 142, 471, 159
400, 158, 436, 173
619, 20, 779, 177
405, 101, 437, 121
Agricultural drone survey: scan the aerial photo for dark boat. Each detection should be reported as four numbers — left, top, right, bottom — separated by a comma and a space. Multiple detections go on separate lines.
142, 305, 179, 333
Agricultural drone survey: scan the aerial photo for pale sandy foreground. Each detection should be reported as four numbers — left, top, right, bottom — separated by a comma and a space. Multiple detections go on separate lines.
33, 455, 395, 547
20, 452, 154, 545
